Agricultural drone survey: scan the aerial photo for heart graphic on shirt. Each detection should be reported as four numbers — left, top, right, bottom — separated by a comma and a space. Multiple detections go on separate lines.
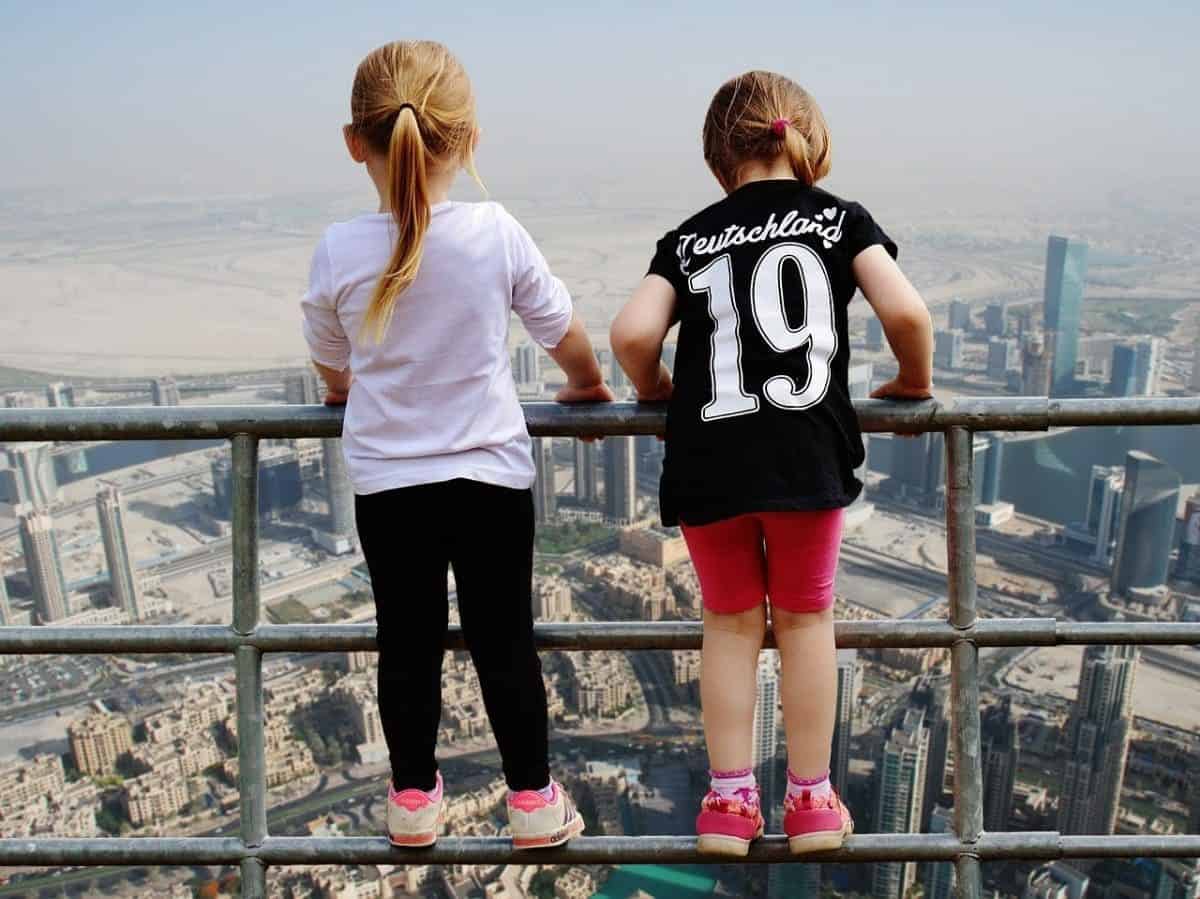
823, 240, 833, 248
823, 206, 837, 219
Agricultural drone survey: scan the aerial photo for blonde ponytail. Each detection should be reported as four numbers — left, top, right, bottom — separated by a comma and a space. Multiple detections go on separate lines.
347, 41, 482, 344
362, 107, 431, 342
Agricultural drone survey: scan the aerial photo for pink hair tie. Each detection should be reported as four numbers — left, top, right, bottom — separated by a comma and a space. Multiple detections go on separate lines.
771, 118, 789, 137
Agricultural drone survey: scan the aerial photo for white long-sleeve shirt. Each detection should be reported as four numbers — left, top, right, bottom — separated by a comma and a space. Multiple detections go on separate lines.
301, 201, 573, 495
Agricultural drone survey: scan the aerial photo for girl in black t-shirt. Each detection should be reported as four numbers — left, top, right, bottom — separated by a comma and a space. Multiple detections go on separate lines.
611, 70, 934, 856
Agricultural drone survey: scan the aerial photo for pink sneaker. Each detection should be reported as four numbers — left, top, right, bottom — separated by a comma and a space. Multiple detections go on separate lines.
696, 788, 764, 857
783, 788, 853, 854
387, 774, 444, 848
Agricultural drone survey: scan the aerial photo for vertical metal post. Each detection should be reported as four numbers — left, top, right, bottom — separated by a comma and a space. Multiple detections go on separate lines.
945, 427, 983, 899
232, 435, 268, 896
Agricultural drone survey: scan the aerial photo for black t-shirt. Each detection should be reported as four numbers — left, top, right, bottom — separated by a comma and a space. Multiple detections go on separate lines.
647, 179, 896, 527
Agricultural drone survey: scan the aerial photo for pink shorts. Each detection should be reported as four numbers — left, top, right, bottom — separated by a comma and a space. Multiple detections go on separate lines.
681, 508, 844, 614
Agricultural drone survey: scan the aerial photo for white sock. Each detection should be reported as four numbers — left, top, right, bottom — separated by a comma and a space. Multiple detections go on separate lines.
710, 767, 757, 799
787, 769, 833, 801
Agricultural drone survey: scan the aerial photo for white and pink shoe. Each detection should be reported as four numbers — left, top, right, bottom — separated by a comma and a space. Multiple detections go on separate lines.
387, 772, 444, 847
507, 781, 585, 849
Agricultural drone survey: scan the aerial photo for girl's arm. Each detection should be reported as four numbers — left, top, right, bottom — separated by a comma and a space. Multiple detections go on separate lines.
313, 362, 353, 405
852, 245, 934, 400
610, 275, 676, 401
548, 314, 614, 403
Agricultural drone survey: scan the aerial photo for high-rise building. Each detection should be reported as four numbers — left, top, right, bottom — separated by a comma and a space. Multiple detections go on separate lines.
753, 651, 781, 828
321, 439, 356, 544
533, 437, 557, 524
849, 363, 874, 513
1043, 236, 1088, 397
45, 382, 75, 408
1085, 465, 1125, 564
922, 805, 956, 899
603, 437, 636, 524
948, 299, 971, 332
96, 484, 142, 621
0, 564, 12, 626
605, 349, 629, 394
1191, 340, 1200, 392
873, 707, 930, 899
1108, 339, 1162, 397
832, 649, 861, 791
1022, 332, 1053, 395
984, 302, 1009, 337
987, 337, 1018, 380
1059, 644, 1138, 835
1111, 451, 1181, 597
1177, 493, 1200, 584
18, 507, 67, 624
889, 431, 944, 501
68, 712, 133, 775
866, 316, 885, 351
910, 677, 950, 831
532, 579, 572, 621
934, 329, 965, 370
513, 341, 541, 393
3, 392, 35, 408
573, 440, 597, 504
7, 442, 60, 508
150, 376, 181, 407
211, 448, 304, 522
980, 435, 1005, 506
981, 698, 1020, 832
283, 370, 321, 405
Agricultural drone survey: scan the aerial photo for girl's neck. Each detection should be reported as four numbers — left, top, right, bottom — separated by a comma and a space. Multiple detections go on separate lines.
731, 156, 798, 191
366, 158, 458, 212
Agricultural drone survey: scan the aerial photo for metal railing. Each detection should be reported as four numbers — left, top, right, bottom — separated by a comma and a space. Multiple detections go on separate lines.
1, 396, 1198, 899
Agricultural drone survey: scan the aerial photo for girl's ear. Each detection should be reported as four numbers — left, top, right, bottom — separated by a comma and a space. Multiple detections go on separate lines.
343, 125, 369, 163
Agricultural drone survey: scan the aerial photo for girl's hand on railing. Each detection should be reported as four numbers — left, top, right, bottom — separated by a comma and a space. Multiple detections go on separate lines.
324, 390, 350, 406
555, 382, 615, 404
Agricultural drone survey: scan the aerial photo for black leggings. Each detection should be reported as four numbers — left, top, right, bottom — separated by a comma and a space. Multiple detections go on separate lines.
355, 478, 549, 792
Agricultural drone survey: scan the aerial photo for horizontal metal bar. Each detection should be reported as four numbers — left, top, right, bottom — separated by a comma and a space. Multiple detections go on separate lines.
1, 619, 1198, 655
0, 838, 245, 867
1, 396, 1197, 442
3, 833, 1197, 868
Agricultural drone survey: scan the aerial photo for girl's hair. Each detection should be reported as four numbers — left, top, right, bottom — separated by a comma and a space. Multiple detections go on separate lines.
348, 41, 482, 342
702, 70, 832, 190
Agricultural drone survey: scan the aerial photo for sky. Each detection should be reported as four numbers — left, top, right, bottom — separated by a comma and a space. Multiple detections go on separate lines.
2, 1, 1199, 213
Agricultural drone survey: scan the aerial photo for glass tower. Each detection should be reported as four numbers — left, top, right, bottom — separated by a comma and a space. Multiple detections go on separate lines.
1043, 235, 1087, 397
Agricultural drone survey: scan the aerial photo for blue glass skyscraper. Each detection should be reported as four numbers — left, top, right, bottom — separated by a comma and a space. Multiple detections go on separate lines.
1043, 236, 1088, 397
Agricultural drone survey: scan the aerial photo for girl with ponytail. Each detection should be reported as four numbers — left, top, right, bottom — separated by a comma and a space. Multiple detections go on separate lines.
611, 70, 933, 856
301, 40, 608, 850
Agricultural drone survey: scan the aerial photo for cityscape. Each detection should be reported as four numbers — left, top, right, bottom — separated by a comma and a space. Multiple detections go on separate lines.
1, 188, 1199, 899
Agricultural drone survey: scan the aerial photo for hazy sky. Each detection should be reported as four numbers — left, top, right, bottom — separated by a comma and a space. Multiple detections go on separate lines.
3, 1, 1199, 212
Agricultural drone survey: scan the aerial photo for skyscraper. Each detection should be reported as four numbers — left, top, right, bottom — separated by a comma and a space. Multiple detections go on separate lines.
980, 435, 1005, 506
1110, 340, 1163, 397
0, 564, 12, 626
151, 376, 181, 406
1177, 494, 1200, 584
283, 370, 321, 405
7, 443, 60, 508
1059, 644, 1138, 835
603, 437, 636, 524
605, 349, 629, 394
1085, 465, 1125, 564
1191, 339, 1200, 392
3, 392, 35, 408
513, 341, 541, 392
1111, 451, 1180, 597
984, 302, 1009, 337
18, 507, 67, 624
922, 805, 956, 899
45, 382, 75, 407
832, 649, 861, 791
753, 651, 781, 828
948, 299, 971, 332
987, 337, 1018, 380
573, 440, 597, 504
1021, 332, 1053, 395
532, 437, 556, 524
981, 698, 1020, 832
873, 707, 930, 899
866, 316, 885, 351
1043, 236, 1088, 397
889, 431, 944, 502
96, 483, 142, 621
849, 363, 874, 513
934, 329, 965, 370
910, 677, 950, 831
321, 439, 356, 544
